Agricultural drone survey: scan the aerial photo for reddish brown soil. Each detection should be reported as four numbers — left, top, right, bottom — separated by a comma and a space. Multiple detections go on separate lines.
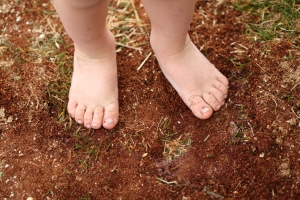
1, 0, 300, 199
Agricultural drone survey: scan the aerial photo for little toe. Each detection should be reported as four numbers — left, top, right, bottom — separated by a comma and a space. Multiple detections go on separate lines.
103, 103, 119, 130
203, 92, 222, 111
84, 107, 94, 128
75, 105, 86, 124
187, 95, 213, 119
91, 107, 104, 129
67, 100, 77, 118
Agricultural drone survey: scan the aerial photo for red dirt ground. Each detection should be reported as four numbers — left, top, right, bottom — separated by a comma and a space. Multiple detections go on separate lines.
0, 0, 300, 199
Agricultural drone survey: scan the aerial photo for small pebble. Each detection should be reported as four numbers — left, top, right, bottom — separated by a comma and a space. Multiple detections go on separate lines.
259, 152, 265, 158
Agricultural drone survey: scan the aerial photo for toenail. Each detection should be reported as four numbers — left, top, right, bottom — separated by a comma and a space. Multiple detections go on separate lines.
92, 123, 98, 127
86, 124, 91, 128
104, 118, 114, 124
201, 106, 210, 114
77, 120, 83, 124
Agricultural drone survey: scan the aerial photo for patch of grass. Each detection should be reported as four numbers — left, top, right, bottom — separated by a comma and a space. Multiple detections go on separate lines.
80, 193, 92, 200
281, 94, 295, 102
234, 0, 300, 42
228, 105, 252, 145
71, 127, 116, 170
157, 117, 191, 161
47, 52, 73, 125
107, 0, 148, 52
24, 5, 75, 126
0, 35, 10, 56
72, 128, 100, 170
229, 56, 251, 69
30, 33, 64, 60
230, 71, 252, 81
27, 11, 74, 126
163, 134, 191, 161
12, 46, 27, 65
231, 123, 247, 142
159, 117, 171, 132
0, 171, 3, 182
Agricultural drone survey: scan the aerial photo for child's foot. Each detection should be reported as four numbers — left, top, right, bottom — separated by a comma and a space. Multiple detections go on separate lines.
67, 32, 119, 129
151, 35, 228, 119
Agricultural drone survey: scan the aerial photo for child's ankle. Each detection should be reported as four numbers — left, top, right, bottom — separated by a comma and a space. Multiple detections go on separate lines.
74, 29, 115, 59
150, 31, 190, 57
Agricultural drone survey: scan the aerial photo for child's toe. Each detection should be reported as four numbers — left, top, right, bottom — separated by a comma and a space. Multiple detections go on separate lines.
203, 92, 222, 111
187, 95, 213, 119
68, 100, 77, 118
84, 107, 94, 128
211, 88, 226, 105
214, 81, 228, 97
75, 105, 86, 124
103, 103, 119, 130
91, 107, 103, 129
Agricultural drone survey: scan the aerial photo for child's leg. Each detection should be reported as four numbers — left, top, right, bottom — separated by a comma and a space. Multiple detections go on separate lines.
53, 0, 118, 129
141, 0, 228, 119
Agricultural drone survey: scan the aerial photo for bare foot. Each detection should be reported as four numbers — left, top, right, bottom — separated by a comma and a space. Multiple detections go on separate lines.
67, 32, 119, 129
151, 35, 228, 119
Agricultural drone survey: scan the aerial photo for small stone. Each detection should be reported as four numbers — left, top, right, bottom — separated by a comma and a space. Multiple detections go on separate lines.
275, 137, 283, 144
142, 153, 148, 158
6, 116, 13, 123
38, 34, 45, 39
259, 152, 265, 158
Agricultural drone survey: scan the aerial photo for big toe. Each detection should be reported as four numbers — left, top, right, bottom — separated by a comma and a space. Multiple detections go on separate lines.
187, 95, 213, 119
102, 102, 119, 129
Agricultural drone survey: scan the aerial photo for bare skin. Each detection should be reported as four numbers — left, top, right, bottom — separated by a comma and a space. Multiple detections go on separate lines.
142, 0, 228, 119
54, 0, 228, 129
53, 0, 119, 129
151, 34, 228, 119
68, 30, 119, 129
